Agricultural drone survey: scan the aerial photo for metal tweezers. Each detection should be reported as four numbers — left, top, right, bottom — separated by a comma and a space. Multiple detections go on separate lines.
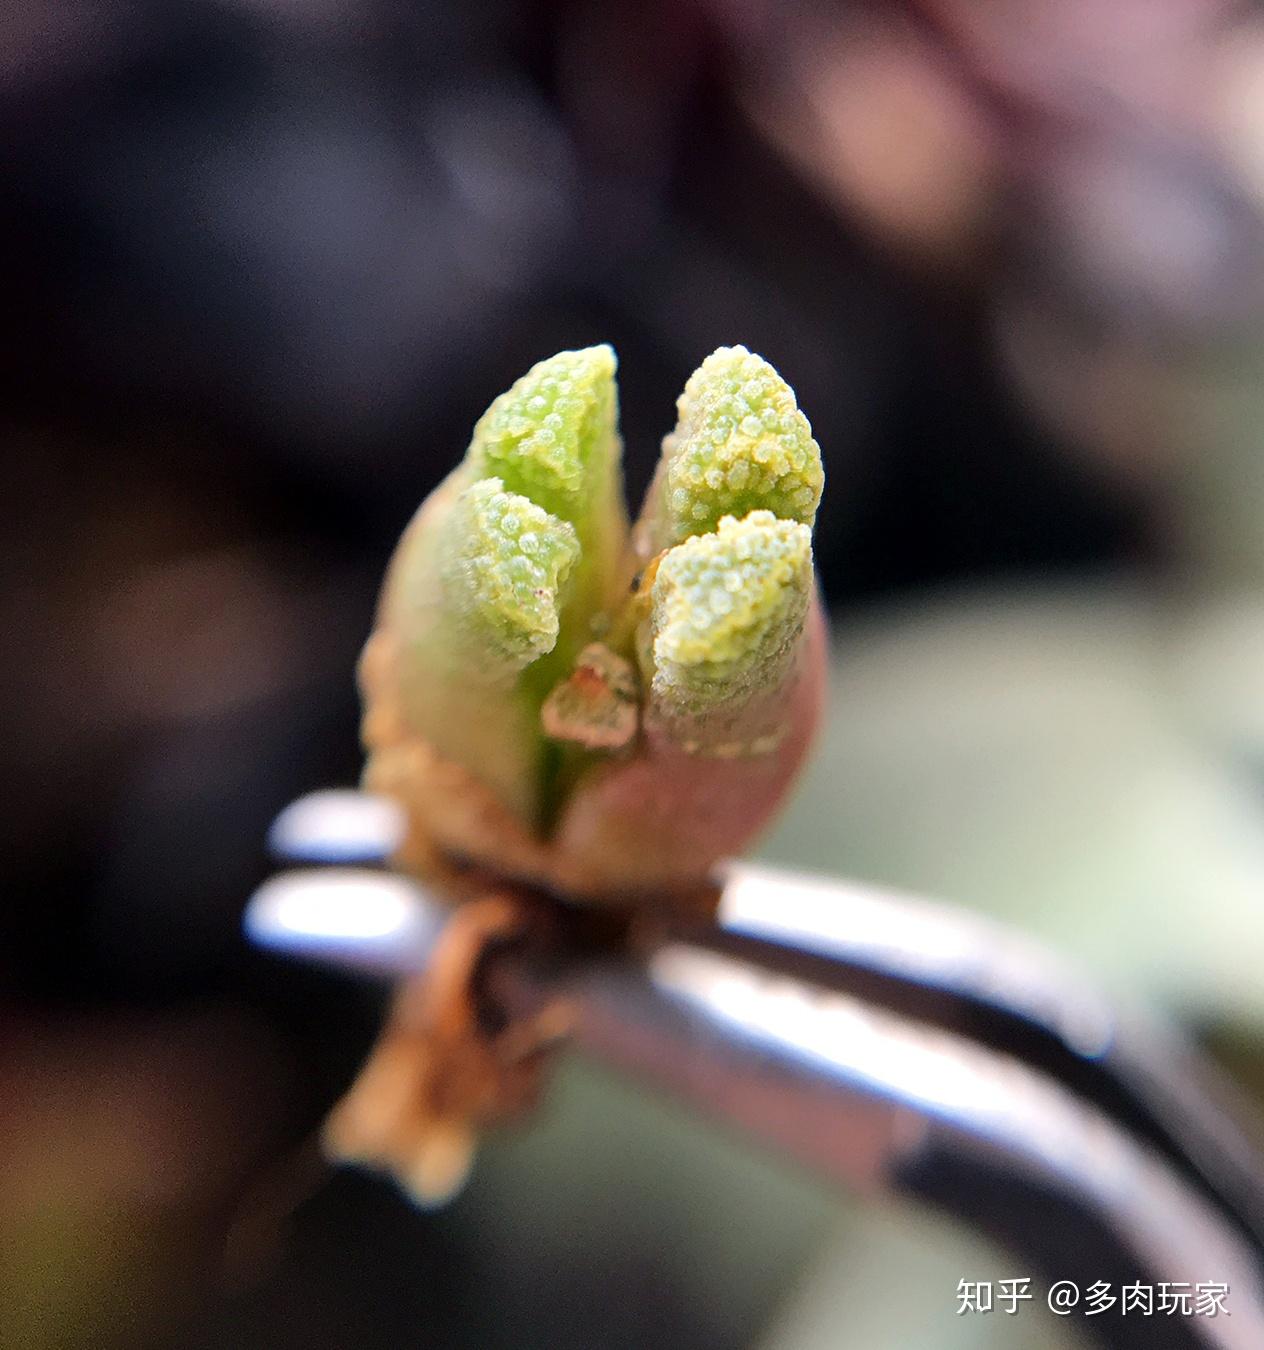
246, 790, 1264, 1349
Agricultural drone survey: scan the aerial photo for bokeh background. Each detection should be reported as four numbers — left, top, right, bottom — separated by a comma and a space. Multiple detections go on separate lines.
6, 1, 1264, 1347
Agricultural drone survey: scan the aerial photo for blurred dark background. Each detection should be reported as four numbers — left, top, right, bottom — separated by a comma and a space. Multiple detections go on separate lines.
5, 2, 1264, 1347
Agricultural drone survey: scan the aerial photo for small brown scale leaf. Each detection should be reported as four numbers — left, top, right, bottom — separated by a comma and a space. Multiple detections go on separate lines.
540, 643, 639, 750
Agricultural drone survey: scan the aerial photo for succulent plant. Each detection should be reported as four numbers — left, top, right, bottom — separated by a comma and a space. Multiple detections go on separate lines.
358, 344, 825, 901
331, 345, 825, 1201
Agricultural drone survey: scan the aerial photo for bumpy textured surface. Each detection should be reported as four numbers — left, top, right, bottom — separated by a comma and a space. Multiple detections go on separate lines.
650, 510, 812, 715
469, 345, 617, 526
661, 346, 823, 544
344, 346, 828, 1208
438, 478, 580, 677
365, 342, 822, 870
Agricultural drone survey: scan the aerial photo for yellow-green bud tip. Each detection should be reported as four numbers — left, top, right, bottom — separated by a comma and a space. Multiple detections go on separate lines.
439, 478, 580, 676
661, 346, 823, 545
649, 509, 812, 715
469, 345, 618, 526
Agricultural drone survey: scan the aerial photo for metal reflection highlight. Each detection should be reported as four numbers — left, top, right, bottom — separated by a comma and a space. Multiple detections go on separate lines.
245, 869, 440, 973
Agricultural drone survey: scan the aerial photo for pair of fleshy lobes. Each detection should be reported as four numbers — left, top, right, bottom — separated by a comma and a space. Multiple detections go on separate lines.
364, 344, 825, 895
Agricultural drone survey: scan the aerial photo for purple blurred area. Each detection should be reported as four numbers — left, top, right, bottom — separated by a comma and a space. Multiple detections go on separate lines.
4, 1, 1264, 1347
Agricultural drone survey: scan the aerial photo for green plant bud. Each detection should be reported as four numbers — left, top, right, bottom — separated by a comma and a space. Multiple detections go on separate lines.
544, 351, 826, 894
469, 344, 626, 646
361, 342, 825, 895
437, 478, 580, 680
644, 345, 823, 552
343, 344, 832, 1209
371, 347, 625, 830
469, 345, 618, 527
646, 510, 812, 735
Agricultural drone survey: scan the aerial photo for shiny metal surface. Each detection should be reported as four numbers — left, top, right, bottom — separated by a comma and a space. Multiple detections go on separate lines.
501, 943, 1264, 1350
246, 867, 442, 974
247, 789, 1264, 1349
718, 862, 1264, 1254
266, 789, 406, 867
